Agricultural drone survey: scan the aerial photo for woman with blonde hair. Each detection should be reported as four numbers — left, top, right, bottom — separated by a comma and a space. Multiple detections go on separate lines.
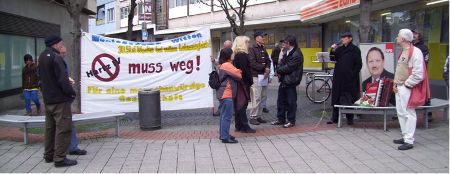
231, 36, 256, 133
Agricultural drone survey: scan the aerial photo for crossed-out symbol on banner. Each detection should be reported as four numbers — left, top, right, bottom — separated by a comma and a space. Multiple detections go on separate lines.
91, 53, 120, 82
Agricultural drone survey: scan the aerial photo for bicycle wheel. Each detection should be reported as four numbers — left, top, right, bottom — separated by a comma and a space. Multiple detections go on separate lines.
306, 78, 331, 103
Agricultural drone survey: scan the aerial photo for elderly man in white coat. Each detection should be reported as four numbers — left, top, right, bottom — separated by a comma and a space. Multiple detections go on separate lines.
392, 29, 430, 151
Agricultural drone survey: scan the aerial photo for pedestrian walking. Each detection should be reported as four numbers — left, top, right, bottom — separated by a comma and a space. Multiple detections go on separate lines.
58, 46, 87, 156
231, 36, 255, 133
211, 40, 232, 117
22, 54, 41, 116
39, 35, 77, 167
248, 31, 271, 125
271, 42, 281, 69
392, 29, 430, 150
327, 32, 362, 125
217, 48, 242, 143
271, 36, 304, 128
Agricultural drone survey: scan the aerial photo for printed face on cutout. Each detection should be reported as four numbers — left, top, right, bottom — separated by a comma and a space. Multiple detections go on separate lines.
367, 50, 385, 78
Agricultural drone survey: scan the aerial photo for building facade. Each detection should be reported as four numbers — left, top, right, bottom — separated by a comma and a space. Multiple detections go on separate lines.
0, 0, 95, 112
154, 0, 448, 99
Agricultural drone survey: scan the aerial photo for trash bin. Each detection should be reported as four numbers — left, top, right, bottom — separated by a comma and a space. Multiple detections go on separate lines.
138, 89, 161, 130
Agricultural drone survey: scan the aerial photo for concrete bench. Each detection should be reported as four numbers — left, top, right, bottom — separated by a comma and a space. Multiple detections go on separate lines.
335, 98, 449, 131
0, 111, 125, 144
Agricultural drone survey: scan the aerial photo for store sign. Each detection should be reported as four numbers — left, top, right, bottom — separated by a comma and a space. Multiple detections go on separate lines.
300, 0, 360, 21
80, 28, 213, 113
139, 0, 152, 21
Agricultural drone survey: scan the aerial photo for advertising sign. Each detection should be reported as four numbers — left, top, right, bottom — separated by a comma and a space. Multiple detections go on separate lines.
81, 28, 213, 113
359, 43, 395, 85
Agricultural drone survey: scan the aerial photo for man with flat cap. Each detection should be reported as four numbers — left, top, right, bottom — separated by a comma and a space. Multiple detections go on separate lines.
39, 35, 77, 167
248, 31, 271, 125
327, 32, 362, 125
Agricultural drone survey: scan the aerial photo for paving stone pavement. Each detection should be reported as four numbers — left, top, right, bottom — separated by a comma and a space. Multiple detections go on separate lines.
0, 79, 449, 173
0, 121, 448, 173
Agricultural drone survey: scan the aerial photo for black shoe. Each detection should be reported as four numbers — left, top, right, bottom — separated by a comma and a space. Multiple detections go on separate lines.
221, 137, 238, 143
249, 119, 260, 125
392, 116, 398, 121
213, 111, 220, 117
262, 108, 269, 113
283, 122, 295, 128
240, 128, 256, 133
234, 128, 241, 132
220, 135, 235, 140
44, 157, 53, 163
54, 158, 77, 167
393, 138, 405, 144
257, 117, 267, 123
398, 143, 413, 150
69, 149, 87, 155
271, 120, 285, 125
326, 121, 337, 124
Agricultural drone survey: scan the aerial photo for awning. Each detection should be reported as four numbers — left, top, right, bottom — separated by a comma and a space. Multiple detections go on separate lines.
300, 0, 360, 22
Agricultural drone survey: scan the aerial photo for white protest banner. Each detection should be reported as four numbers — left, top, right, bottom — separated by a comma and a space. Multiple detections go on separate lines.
359, 43, 395, 85
81, 28, 213, 113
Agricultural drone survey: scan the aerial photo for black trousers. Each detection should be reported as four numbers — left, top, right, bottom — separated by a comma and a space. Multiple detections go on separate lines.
332, 92, 354, 122
235, 85, 251, 131
276, 86, 297, 124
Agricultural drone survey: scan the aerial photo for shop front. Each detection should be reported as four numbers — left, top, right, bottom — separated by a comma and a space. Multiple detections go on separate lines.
301, 0, 449, 99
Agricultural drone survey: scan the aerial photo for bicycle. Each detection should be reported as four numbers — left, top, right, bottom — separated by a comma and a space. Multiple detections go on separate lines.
305, 68, 333, 103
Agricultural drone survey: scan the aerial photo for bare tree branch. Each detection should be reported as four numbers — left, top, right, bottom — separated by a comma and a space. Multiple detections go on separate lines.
197, 0, 248, 36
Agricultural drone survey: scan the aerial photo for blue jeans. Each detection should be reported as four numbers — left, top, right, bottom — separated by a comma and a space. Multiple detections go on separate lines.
24, 90, 41, 112
219, 98, 234, 140
276, 86, 297, 124
69, 124, 79, 152
262, 96, 267, 109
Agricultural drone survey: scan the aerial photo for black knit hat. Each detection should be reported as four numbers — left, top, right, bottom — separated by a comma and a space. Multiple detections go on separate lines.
45, 35, 62, 47
24, 54, 32, 63
340, 32, 353, 38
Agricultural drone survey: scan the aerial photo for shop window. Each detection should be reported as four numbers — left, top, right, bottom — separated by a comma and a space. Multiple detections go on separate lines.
0, 34, 36, 91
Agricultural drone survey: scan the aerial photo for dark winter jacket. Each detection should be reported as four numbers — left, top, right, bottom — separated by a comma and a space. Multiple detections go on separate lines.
413, 40, 430, 66
362, 69, 395, 105
38, 47, 76, 104
248, 43, 271, 77
22, 63, 39, 89
233, 52, 253, 88
271, 46, 281, 68
330, 42, 362, 104
277, 47, 304, 88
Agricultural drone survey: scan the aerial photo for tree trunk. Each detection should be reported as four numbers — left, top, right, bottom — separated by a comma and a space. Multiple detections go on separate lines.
127, 0, 137, 40
70, 13, 82, 112
359, 0, 372, 43
64, 0, 86, 112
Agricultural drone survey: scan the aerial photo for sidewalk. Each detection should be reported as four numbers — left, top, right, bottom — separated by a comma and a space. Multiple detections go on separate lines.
0, 85, 448, 173
0, 122, 447, 173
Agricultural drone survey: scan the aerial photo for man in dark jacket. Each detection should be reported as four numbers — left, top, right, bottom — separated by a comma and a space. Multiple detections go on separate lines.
22, 54, 41, 115
412, 29, 432, 121
270, 35, 303, 128
39, 35, 77, 167
412, 30, 430, 68
327, 32, 362, 125
248, 31, 271, 125
271, 41, 282, 69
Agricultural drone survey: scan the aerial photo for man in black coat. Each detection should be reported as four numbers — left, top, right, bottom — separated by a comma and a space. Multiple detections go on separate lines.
271, 41, 282, 69
361, 47, 395, 106
271, 35, 303, 128
327, 32, 362, 125
39, 35, 77, 167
